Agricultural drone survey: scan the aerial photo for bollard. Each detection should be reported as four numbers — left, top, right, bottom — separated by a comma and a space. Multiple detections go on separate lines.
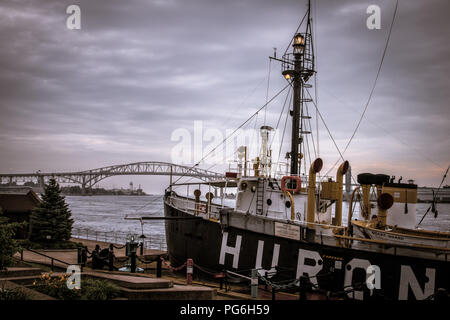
77, 247, 82, 264
130, 251, 137, 273
108, 244, 114, 271
186, 258, 193, 285
140, 242, 144, 256
251, 269, 258, 298
156, 256, 162, 278
214, 272, 226, 290
81, 247, 87, 267
299, 275, 308, 300
108, 253, 114, 271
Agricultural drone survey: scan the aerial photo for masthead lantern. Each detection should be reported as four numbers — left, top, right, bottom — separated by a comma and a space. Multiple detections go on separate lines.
293, 33, 305, 54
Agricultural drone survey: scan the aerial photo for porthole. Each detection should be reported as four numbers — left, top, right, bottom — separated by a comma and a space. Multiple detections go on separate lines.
285, 201, 291, 208
267, 199, 272, 206
240, 182, 248, 191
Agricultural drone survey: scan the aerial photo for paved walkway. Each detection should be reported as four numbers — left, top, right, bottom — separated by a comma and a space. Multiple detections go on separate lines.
14, 238, 166, 270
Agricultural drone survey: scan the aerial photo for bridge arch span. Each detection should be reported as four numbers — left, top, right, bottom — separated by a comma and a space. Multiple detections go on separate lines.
0, 161, 224, 191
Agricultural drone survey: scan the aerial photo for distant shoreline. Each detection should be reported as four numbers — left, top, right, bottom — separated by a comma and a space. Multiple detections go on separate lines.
62, 193, 152, 196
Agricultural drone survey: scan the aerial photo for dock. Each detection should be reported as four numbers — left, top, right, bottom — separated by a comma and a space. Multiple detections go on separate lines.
8, 238, 327, 300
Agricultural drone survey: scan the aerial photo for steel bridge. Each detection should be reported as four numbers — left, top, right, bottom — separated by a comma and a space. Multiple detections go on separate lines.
0, 162, 224, 191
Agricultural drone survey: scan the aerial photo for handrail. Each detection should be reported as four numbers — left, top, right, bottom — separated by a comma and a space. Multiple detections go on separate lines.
22, 247, 83, 271
168, 194, 347, 230
334, 234, 450, 253
25, 248, 74, 266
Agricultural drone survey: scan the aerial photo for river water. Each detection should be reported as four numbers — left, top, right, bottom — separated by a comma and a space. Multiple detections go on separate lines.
66, 195, 450, 248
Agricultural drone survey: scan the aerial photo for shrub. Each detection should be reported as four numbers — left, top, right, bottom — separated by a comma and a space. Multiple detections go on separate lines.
33, 272, 120, 300
33, 273, 80, 300
81, 278, 120, 300
0, 209, 25, 270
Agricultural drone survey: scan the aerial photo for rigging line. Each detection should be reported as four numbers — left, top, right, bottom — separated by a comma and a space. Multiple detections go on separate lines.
304, 102, 317, 159
311, 0, 320, 174
315, 75, 319, 157
301, 87, 308, 176
170, 116, 258, 192
170, 83, 291, 187
343, 0, 398, 154
276, 90, 292, 176
172, 115, 259, 189
283, 10, 308, 57
132, 196, 163, 214
292, 83, 344, 163
313, 14, 319, 157
417, 164, 449, 225
304, 126, 312, 175
324, 0, 399, 177
269, 86, 292, 150
264, 58, 272, 125
251, 105, 260, 153
305, 87, 357, 184
219, 74, 268, 131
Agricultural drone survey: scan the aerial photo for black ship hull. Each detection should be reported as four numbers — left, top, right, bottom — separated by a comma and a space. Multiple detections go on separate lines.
164, 198, 449, 300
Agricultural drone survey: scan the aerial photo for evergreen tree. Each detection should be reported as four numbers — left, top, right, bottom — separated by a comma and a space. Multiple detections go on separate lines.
29, 178, 74, 243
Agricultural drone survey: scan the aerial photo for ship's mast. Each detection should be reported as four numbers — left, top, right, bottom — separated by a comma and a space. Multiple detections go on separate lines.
275, 0, 315, 176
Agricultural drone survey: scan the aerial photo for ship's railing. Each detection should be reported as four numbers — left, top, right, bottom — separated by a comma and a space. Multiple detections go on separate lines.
71, 227, 167, 251
168, 192, 349, 233
166, 195, 223, 221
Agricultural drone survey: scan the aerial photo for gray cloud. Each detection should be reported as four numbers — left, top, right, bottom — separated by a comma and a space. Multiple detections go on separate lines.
0, 0, 449, 192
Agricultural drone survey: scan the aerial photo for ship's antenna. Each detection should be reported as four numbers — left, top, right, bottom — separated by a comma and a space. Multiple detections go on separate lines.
270, 0, 315, 176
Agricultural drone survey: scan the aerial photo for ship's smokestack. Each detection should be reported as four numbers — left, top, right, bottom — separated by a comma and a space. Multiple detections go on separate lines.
334, 161, 349, 227
307, 158, 323, 226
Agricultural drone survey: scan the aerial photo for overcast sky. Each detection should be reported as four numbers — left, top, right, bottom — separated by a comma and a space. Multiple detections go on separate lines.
0, 0, 449, 193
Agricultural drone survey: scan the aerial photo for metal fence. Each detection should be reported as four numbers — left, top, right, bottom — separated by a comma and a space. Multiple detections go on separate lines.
71, 227, 167, 251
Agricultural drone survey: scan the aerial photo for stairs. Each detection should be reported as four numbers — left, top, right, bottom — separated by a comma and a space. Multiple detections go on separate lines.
256, 179, 265, 215
0, 267, 56, 300
84, 271, 216, 300
1, 267, 216, 300
0, 267, 42, 279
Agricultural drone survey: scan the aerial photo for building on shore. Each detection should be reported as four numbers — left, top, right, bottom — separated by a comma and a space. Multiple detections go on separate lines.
0, 186, 42, 238
417, 186, 450, 203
